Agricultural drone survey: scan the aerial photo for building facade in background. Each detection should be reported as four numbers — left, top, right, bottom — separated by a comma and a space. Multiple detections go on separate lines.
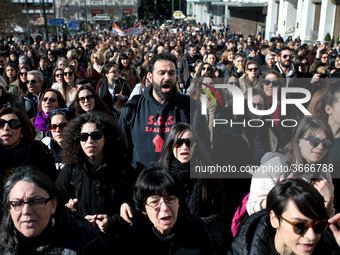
187, 0, 340, 45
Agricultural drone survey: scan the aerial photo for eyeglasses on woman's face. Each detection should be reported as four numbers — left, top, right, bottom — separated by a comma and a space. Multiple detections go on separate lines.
0, 119, 21, 130
302, 137, 332, 149
280, 216, 328, 236
9, 197, 53, 212
64, 72, 74, 76
78, 94, 94, 103
145, 195, 179, 210
78, 131, 104, 142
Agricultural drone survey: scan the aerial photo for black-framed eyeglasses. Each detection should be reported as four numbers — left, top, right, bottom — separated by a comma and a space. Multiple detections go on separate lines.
42, 97, 57, 103
78, 131, 104, 142
280, 216, 328, 236
302, 137, 332, 149
145, 195, 179, 210
174, 138, 196, 148
9, 197, 53, 211
263, 80, 280, 87
55, 73, 63, 77
64, 72, 74, 76
282, 54, 293, 59
253, 102, 265, 108
26, 79, 37, 84
49, 122, 68, 131
0, 119, 22, 130
19, 72, 27, 76
78, 94, 94, 103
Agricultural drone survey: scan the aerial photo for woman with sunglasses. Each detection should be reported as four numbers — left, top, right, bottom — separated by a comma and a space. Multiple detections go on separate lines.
258, 71, 285, 129
33, 89, 67, 140
120, 123, 224, 252
247, 116, 334, 217
0, 167, 110, 254
74, 85, 112, 117
312, 84, 340, 166
117, 164, 216, 254
55, 112, 129, 242
17, 66, 30, 96
196, 62, 214, 78
42, 108, 73, 174
293, 55, 313, 78
51, 67, 75, 106
229, 178, 340, 255
63, 65, 78, 104
86, 51, 105, 88
239, 60, 260, 94
0, 107, 57, 193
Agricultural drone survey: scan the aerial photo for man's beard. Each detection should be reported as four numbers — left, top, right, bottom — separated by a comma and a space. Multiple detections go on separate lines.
152, 80, 176, 101
280, 60, 291, 68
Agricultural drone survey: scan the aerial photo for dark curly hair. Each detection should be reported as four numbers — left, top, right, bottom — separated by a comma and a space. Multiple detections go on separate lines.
60, 112, 126, 167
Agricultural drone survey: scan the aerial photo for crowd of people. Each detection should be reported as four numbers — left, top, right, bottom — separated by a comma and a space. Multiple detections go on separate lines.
1, 21, 340, 254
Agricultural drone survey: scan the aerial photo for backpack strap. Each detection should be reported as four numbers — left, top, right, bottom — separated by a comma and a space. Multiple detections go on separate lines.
125, 94, 142, 125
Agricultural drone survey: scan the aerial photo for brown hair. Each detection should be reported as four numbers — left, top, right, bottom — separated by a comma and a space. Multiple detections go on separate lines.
0, 107, 36, 145
37, 89, 67, 112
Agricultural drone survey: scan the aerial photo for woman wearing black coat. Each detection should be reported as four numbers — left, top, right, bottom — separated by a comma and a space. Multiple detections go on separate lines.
55, 112, 129, 244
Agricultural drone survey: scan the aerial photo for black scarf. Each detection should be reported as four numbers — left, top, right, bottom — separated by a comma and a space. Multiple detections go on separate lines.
169, 158, 203, 216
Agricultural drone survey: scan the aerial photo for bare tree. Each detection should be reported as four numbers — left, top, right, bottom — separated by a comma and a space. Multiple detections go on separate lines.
0, 0, 26, 34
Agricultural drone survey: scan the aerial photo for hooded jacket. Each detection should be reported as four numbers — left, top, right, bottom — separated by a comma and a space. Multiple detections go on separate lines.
118, 85, 210, 174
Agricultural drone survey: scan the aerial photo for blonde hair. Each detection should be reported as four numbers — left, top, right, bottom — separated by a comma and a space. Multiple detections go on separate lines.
90, 51, 105, 65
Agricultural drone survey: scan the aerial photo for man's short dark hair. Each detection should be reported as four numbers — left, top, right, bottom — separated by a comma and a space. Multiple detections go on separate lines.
298, 45, 307, 52
260, 45, 270, 52
227, 39, 236, 45
186, 44, 196, 51
279, 46, 292, 56
148, 53, 178, 73
75, 76, 92, 86
102, 61, 118, 75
